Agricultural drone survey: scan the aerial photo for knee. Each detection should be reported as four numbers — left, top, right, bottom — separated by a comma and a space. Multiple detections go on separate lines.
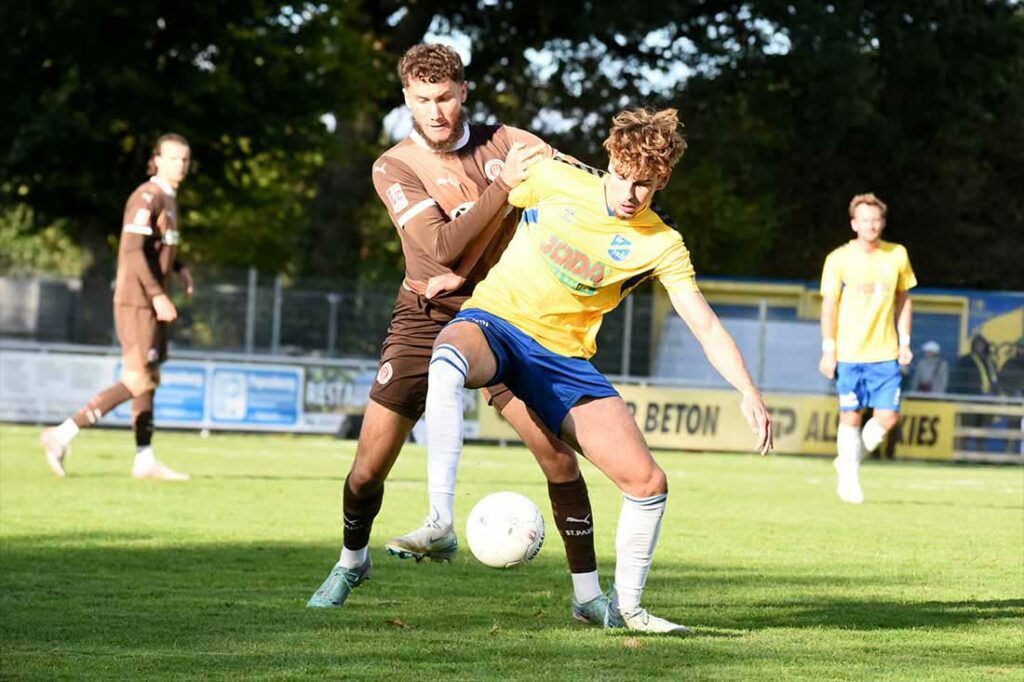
347, 467, 385, 496
624, 465, 667, 499
428, 344, 469, 390
875, 412, 899, 431
121, 369, 158, 396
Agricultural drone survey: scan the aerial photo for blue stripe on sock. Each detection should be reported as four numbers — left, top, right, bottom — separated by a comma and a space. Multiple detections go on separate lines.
434, 343, 469, 375
429, 356, 467, 381
624, 492, 667, 507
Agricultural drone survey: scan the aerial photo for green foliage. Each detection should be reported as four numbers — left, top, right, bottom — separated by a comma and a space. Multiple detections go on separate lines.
0, 0, 382, 270
1, 425, 1022, 678
0, 204, 85, 276
2, 1, 1021, 287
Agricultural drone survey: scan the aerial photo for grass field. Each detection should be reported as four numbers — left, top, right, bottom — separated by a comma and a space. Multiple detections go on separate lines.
1, 424, 1021, 680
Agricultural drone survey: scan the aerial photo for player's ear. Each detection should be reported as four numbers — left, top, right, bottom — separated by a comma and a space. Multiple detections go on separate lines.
458, 81, 468, 103
402, 87, 411, 107
656, 173, 671, 191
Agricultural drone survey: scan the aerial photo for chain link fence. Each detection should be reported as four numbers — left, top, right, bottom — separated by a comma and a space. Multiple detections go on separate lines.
1, 268, 1021, 397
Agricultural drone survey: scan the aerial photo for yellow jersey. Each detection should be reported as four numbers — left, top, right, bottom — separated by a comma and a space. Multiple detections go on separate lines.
464, 157, 699, 358
820, 239, 917, 363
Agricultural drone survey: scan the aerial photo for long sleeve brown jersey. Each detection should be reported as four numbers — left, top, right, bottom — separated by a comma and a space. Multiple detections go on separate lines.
113, 177, 181, 307
371, 123, 549, 308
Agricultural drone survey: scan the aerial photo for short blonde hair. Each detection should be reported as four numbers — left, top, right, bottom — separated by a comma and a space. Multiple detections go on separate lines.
849, 192, 887, 218
603, 108, 687, 181
398, 44, 464, 87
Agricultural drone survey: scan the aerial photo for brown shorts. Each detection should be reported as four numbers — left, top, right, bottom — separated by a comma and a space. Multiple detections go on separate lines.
115, 304, 168, 370
369, 286, 514, 420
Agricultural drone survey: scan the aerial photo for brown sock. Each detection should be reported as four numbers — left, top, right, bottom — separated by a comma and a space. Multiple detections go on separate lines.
548, 475, 598, 574
72, 382, 133, 428
133, 391, 155, 447
342, 474, 384, 551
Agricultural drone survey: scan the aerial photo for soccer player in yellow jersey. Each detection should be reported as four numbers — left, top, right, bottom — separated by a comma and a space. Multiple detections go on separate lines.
400, 108, 773, 634
819, 193, 917, 504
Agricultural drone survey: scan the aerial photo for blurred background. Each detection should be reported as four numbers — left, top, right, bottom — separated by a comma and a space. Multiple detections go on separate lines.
2, 1, 1022, 457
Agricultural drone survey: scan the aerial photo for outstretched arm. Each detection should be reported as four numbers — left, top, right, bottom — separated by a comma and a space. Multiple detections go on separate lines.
819, 293, 839, 379
895, 290, 913, 366
668, 289, 773, 454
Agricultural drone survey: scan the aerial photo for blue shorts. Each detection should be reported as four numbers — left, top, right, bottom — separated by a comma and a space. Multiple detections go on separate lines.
836, 361, 902, 412
454, 309, 619, 434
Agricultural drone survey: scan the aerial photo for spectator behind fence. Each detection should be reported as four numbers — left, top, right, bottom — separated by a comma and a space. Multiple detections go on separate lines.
910, 340, 949, 393
951, 335, 999, 396
999, 337, 1024, 398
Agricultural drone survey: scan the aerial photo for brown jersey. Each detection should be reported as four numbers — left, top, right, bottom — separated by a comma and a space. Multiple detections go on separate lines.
113, 177, 180, 307
371, 123, 549, 313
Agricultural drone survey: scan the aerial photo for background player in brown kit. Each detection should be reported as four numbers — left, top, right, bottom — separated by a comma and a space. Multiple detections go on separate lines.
40, 133, 194, 481
307, 45, 608, 625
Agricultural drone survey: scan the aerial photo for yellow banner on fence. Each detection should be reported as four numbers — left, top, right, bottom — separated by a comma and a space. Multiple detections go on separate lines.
475, 385, 957, 461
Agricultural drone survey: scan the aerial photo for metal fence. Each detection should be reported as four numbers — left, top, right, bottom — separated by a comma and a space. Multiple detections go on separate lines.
2, 268, 1022, 397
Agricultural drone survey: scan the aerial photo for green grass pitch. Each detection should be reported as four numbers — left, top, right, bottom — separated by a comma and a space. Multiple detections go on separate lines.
1, 424, 1021, 680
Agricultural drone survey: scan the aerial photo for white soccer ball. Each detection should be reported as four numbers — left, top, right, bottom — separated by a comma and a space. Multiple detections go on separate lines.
466, 492, 545, 568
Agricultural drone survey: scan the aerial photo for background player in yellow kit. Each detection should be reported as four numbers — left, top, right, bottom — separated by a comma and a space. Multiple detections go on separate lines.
399, 108, 772, 633
819, 193, 917, 504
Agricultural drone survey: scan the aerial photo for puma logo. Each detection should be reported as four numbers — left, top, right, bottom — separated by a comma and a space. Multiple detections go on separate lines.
436, 175, 461, 188
565, 514, 592, 525
373, 163, 388, 174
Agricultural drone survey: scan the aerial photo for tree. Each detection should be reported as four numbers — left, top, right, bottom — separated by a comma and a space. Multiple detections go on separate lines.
1, 1, 382, 339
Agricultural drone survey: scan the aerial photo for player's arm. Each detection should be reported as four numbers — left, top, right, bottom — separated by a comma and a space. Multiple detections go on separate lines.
373, 147, 544, 267
173, 258, 195, 296
818, 252, 841, 379
668, 289, 773, 455
895, 248, 917, 366
895, 290, 913, 365
121, 193, 176, 321
446, 141, 548, 277
819, 293, 839, 379
654, 235, 770, 453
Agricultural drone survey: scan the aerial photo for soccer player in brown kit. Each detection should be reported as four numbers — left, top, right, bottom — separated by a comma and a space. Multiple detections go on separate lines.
307, 44, 607, 624
40, 133, 194, 481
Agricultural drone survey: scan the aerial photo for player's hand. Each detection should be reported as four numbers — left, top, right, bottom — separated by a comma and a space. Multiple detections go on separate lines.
818, 352, 837, 380
152, 294, 178, 322
178, 266, 195, 297
740, 389, 773, 455
500, 143, 547, 188
425, 272, 466, 299
898, 346, 913, 366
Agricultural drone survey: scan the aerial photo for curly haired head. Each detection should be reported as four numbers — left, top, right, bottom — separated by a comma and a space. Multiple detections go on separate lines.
848, 192, 887, 218
398, 44, 465, 87
603, 108, 687, 182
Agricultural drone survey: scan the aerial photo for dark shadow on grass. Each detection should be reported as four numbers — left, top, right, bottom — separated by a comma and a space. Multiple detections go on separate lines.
2, 538, 1019, 632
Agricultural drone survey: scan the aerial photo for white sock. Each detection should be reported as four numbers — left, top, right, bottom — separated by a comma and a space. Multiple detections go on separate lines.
425, 344, 468, 529
861, 417, 888, 455
428, 492, 455, 529
134, 446, 155, 468
571, 570, 602, 604
613, 492, 667, 615
54, 419, 79, 445
339, 545, 368, 569
836, 424, 863, 469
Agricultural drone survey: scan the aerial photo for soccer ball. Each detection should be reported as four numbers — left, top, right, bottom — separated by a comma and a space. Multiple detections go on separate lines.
465, 492, 545, 568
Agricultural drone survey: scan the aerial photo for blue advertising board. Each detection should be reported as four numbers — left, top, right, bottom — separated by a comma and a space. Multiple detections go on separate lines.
210, 366, 301, 426
111, 361, 207, 425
